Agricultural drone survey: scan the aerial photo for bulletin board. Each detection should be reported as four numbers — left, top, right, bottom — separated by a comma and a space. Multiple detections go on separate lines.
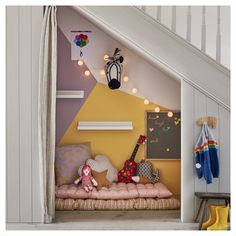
146, 111, 181, 160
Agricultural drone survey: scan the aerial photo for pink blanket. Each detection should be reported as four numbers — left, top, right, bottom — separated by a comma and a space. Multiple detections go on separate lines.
56, 182, 173, 200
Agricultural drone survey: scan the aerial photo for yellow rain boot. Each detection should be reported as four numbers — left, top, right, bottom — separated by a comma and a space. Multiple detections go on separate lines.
201, 205, 219, 230
207, 205, 229, 230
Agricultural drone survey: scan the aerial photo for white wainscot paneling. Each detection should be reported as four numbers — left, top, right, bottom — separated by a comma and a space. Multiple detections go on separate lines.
6, 6, 20, 223
206, 97, 220, 193
6, 6, 43, 223
181, 80, 230, 223
19, 6, 32, 223
181, 81, 195, 223
219, 106, 230, 193
31, 6, 44, 223
194, 89, 207, 193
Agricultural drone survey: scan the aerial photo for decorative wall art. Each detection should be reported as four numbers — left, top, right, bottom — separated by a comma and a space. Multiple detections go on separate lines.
71, 30, 92, 60
104, 48, 124, 90
146, 111, 181, 160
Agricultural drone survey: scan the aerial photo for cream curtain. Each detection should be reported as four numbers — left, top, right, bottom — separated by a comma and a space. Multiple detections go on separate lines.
38, 6, 57, 223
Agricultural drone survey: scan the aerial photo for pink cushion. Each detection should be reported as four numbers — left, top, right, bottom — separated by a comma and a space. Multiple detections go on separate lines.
136, 183, 172, 198
56, 182, 172, 200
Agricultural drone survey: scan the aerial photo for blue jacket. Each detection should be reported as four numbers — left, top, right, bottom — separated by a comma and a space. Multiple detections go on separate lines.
194, 124, 219, 184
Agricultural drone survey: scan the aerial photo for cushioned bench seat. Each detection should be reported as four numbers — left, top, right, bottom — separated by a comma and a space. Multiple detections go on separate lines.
56, 182, 173, 200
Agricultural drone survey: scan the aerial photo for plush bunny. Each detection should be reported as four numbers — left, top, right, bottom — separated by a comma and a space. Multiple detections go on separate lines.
74, 165, 97, 192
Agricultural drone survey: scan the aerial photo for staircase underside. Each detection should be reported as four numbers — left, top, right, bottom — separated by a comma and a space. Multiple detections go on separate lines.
73, 6, 230, 109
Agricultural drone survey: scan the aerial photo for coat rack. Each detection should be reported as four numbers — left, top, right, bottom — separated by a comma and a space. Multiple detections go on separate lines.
196, 116, 217, 129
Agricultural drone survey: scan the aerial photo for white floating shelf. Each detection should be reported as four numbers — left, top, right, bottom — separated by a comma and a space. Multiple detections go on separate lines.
77, 121, 133, 130
56, 90, 84, 98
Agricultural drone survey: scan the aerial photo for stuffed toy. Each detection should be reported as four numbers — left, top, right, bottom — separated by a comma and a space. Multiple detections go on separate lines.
78, 155, 118, 182
74, 165, 97, 192
136, 160, 160, 183
132, 176, 154, 184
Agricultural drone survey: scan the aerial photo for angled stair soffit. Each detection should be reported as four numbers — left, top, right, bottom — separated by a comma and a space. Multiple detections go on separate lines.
57, 6, 181, 110
72, 6, 230, 110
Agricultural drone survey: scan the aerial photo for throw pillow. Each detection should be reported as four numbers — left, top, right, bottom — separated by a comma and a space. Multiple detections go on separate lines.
86, 155, 118, 182
92, 169, 111, 191
136, 160, 160, 183
55, 143, 91, 186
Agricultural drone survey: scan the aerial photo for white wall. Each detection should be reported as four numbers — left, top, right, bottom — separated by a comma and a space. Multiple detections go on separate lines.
57, 6, 181, 110
6, 6, 43, 223
181, 80, 230, 222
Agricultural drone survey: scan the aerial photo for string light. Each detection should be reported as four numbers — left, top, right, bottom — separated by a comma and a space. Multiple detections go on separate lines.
132, 88, 138, 94
100, 69, 105, 76
144, 99, 150, 105
84, 70, 91, 76
154, 107, 161, 113
167, 111, 173, 117
123, 76, 129, 82
77, 60, 83, 66
104, 55, 109, 61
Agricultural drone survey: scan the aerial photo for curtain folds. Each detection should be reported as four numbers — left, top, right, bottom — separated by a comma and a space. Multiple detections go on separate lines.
38, 6, 57, 223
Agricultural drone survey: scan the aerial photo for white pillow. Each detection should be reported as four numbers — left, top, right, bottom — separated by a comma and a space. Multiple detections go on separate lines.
85, 155, 118, 182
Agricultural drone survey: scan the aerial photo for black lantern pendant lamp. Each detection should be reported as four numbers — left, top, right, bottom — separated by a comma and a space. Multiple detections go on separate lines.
105, 48, 124, 90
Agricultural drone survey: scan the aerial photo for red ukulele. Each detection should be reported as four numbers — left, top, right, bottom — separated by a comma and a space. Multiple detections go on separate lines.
118, 135, 147, 183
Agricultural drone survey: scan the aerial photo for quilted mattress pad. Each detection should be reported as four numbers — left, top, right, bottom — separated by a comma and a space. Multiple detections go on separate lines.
56, 182, 173, 200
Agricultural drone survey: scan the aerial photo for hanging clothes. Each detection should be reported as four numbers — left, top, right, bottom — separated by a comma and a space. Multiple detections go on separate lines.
194, 123, 219, 184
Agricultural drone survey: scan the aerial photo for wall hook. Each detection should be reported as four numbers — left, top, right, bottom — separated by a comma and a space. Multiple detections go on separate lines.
196, 116, 217, 129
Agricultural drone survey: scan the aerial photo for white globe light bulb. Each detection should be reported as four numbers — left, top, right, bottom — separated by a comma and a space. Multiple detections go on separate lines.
123, 76, 129, 82
100, 69, 105, 76
144, 99, 149, 105
154, 107, 160, 113
77, 60, 83, 66
84, 70, 90, 76
104, 55, 109, 61
168, 111, 173, 117
132, 88, 138, 94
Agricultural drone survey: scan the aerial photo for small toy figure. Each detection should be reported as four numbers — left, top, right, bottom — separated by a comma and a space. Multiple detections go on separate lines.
74, 165, 97, 192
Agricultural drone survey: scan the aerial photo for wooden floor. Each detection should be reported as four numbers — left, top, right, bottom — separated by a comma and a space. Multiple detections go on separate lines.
7, 210, 199, 230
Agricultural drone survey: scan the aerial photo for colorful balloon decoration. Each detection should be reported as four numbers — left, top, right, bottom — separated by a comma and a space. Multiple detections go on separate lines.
74, 34, 89, 48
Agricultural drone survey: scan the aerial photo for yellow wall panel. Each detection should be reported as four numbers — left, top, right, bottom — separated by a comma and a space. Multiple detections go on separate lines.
59, 83, 180, 195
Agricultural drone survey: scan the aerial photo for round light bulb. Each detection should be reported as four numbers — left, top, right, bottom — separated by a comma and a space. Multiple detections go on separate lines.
100, 69, 105, 76
154, 107, 160, 113
84, 70, 90, 76
167, 111, 173, 117
132, 88, 138, 94
123, 76, 129, 82
104, 55, 109, 61
77, 60, 83, 66
144, 99, 149, 105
